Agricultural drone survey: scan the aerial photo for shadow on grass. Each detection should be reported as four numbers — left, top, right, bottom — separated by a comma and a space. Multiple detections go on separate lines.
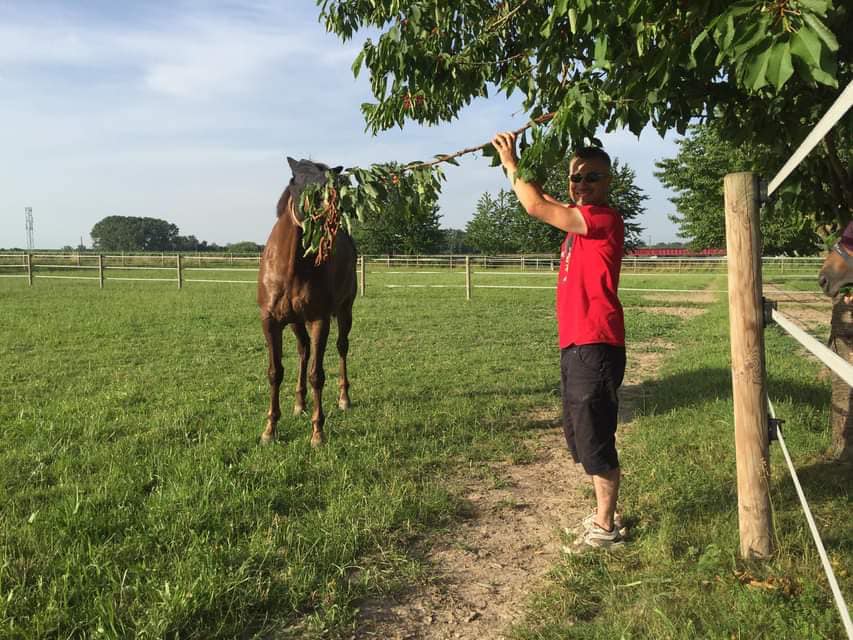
618, 366, 829, 421
790, 459, 853, 499
772, 458, 853, 554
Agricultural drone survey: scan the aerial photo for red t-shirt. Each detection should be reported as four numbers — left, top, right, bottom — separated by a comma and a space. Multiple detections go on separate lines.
557, 204, 624, 348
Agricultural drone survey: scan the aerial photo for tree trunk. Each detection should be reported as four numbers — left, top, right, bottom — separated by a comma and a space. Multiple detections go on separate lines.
828, 300, 853, 461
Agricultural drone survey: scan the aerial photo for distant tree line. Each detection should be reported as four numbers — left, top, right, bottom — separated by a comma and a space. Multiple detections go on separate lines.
81, 167, 647, 258
88, 216, 262, 253
655, 122, 823, 255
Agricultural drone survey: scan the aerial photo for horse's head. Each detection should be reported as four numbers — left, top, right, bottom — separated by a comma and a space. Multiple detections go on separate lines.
819, 221, 853, 298
286, 157, 343, 224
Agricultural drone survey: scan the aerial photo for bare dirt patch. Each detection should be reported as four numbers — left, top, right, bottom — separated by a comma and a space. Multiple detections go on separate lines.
641, 291, 718, 304
355, 426, 585, 640
763, 285, 832, 336
639, 306, 706, 319
353, 345, 664, 639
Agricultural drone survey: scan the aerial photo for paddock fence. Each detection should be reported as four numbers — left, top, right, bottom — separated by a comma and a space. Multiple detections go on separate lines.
729, 78, 853, 636
0, 252, 824, 298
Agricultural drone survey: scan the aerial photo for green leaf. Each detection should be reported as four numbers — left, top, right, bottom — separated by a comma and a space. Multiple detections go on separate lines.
731, 19, 769, 57
688, 30, 709, 69
721, 14, 736, 50
722, 0, 758, 21
801, 12, 839, 51
798, 0, 829, 15
802, 59, 838, 87
790, 25, 822, 67
568, 8, 578, 34
593, 35, 609, 68
433, 154, 459, 166
765, 40, 793, 91
351, 49, 366, 78
743, 42, 772, 91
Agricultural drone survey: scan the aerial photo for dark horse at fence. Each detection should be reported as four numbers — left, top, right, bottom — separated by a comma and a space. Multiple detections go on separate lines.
818, 221, 853, 461
257, 157, 357, 446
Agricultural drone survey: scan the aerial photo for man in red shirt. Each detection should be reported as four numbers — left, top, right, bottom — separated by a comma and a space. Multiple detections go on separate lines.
492, 131, 626, 550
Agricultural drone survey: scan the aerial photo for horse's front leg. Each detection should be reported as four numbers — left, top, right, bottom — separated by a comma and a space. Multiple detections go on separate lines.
307, 317, 331, 447
291, 322, 310, 415
336, 300, 354, 410
261, 316, 285, 445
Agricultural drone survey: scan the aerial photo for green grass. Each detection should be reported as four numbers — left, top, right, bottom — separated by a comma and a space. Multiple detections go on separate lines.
510, 290, 851, 640
0, 277, 677, 638
1, 274, 848, 639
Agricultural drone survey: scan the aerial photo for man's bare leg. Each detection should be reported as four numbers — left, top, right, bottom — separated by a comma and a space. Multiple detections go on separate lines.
592, 467, 621, 531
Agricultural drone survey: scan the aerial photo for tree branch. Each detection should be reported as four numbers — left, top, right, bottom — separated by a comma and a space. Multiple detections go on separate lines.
403, 112, 555, 171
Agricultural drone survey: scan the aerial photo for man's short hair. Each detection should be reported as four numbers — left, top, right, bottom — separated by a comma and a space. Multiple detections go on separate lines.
571, 146, 611, 170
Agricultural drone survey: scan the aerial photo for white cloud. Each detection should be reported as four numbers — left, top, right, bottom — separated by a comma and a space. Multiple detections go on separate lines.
0, 5, 359, 99
0, 2, 686, 248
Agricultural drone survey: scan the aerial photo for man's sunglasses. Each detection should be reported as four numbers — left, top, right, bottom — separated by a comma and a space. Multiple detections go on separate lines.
569, 172, 607, 184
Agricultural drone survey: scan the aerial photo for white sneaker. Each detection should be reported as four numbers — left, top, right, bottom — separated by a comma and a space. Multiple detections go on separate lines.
582, 511, 624, 531
562, 522, 626, 554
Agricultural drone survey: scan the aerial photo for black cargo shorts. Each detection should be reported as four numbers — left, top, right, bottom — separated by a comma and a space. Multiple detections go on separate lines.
560, 343, 626, 475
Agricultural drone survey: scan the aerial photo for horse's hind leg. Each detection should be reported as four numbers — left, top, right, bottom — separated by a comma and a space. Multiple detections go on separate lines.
336, 300, 354, 410
307, 317, 331, 447
261, 316, 284, 445
291, 322, 310, 416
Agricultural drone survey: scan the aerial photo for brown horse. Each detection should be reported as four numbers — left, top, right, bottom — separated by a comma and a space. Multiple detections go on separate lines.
818, 220, 853, 460
257, 157, 357, 446
818, 221, 853, 298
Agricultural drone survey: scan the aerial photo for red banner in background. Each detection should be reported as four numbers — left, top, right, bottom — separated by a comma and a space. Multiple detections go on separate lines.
628, 248, 726, 257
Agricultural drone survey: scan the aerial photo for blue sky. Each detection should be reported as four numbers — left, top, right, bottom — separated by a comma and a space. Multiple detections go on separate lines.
0, 0, 684, 250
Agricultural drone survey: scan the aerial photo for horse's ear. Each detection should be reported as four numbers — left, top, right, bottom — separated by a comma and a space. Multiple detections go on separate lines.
286, 156, 299, 173
332, 166, 343, 175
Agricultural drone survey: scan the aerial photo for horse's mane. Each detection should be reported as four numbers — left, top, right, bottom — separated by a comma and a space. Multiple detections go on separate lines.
276, 184, 293, 219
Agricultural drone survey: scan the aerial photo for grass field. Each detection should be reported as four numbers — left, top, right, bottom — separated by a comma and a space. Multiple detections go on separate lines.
1, 268, 849, 639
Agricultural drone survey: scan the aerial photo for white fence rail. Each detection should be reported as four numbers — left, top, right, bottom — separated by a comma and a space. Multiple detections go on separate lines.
764, 311, 853, 639
771, 309, 853, 386
756, 78, 853, 638
0, 253, 824, 293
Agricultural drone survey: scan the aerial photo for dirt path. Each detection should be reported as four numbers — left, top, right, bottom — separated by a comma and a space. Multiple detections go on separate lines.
353, 335, 680, 640
763, 284, 832, 336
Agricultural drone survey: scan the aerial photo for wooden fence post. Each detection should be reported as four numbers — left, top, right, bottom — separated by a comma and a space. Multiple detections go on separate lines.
98, 255, 104, 289
724, 171, 773, 559
465, 256, 472, 301
359, 255, 366, 297
176, 254, 183, 289
26, 253, 33, 287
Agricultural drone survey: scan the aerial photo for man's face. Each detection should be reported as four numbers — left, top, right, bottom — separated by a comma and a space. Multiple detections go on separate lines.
568, 156, 611, 206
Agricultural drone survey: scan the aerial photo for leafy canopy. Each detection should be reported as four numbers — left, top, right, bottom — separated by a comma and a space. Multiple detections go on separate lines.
313, 0, 849, 239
